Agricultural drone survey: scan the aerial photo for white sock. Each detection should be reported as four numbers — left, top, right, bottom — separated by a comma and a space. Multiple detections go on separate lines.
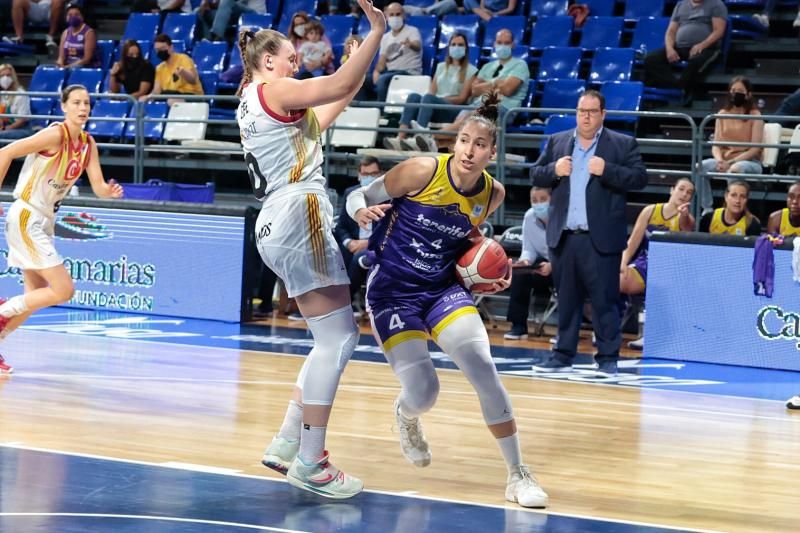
497, 433, 523, 473
0, 295, 28, 319
299, 424, 326, 464
276, 400, 303, 441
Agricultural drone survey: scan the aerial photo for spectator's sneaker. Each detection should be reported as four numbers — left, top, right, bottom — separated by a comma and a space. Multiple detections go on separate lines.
410, 119, 428, 132
752, 13, 769, 28
398, 138, 418, 151
2, 35, 21, 44
394, 398, 431, 467
628, 336, 644, 350
786, 396, 800, 410
261, 436, 299, 475
532, 356, 572, 373
414, 133, 438, 153
382, 136, 404, 151
592, 332, 597, 346
286, 451, 364, 499
505, 465, 548, 508
45, 35, 57, 56
287, 311, 304, 321
0, 354, 12, 375
548, 335, 559, 345
503, 324, 528, 340
594, 360, 618, 377
794, 11, 800, 27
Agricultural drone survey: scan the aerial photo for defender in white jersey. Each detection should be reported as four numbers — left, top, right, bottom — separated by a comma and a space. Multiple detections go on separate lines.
0, 85, 124, 374
235, 0, 386, 500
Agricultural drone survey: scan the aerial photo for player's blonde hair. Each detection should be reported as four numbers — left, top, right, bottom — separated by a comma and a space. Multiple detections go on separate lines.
237, 28, 288, 97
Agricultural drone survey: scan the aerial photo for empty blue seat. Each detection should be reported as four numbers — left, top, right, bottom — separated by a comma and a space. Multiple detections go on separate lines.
529, 15, 572, 52
29, 66, 66, 128
589, 47, 634, 83
545, 113, 575, 134
438, 15, 481, 55
579, 17, 623, 50
630, 17, 670, 58
266, 0, 282, 23
122, 13, 159, 43
536, 46, 581, 81
161, 13, 196, 51
67, 68, 103, 94
125, 101, 169, 142
529, 0, 568, 18
540, 78, 585, 116
624, 0, 666, 20
481, 16, 526, 55
601, 81, 643, 123
193, 40, 227, 72
227, 43, 242, 68
277, 0, 318, 34
87, 99, 130, 139
320, 15, 357, 46
408, 15, 439, 52
200, 71, 218, 95
96, 40, 115, 71
583, 0, 616, 17
238, 13, 274, 31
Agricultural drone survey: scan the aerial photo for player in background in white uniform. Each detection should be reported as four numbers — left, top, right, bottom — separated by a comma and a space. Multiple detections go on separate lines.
0, 84, 124, 374
236, 0, 385, 499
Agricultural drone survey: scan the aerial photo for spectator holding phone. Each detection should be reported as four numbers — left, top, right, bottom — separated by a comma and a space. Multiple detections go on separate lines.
504, 187, 553, 340
145, 33, 203, 103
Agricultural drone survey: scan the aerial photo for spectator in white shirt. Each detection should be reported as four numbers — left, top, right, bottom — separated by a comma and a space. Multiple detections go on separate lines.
370, 2, 422, 102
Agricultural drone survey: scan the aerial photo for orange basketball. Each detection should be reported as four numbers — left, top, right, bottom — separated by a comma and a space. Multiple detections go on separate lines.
455, 237, 509, 292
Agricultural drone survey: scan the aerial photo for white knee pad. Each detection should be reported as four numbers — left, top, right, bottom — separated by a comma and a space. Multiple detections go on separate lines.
436, 313, 514, 425
385, 338, 440, 417
300, 305, 359, 406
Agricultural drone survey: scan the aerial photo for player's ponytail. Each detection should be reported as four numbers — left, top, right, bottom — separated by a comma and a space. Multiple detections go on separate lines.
236, 28, 287, 97
458, 91, 500, 145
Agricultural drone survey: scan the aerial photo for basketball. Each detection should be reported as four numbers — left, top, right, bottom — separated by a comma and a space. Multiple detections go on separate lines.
455, 237, 509, 292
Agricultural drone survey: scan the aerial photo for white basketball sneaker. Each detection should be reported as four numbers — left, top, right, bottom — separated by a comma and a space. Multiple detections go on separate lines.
394, 399, 432, 467
506, 465, 549, 508
261, 436, 299, 475
286, 451, 364, 499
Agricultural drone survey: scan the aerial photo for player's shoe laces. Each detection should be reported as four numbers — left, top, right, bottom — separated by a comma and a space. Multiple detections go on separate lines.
287, 451, 363, 499
0, 354, 12, 374
261, 436, 299, 475
506, 464, 549, 508
786, 396, 800, 410
394, 398, 431, 467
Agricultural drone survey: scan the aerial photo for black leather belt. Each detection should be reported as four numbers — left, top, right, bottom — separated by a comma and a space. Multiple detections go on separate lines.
564, 228, 589, 234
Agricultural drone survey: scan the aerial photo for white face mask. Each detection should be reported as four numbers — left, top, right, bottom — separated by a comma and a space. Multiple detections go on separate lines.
388, 16, 404, 31
0, 75, 12, 90
294, 23, 306, 37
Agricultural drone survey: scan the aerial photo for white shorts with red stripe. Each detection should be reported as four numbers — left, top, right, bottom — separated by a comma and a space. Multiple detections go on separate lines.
4, 200, 62, 271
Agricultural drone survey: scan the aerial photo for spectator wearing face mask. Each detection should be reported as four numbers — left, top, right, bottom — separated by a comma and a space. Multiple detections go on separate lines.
0, 63, 32, 140
698, 75, 763, 214
371, 2, 422, 102
504, 187, 553, 341
464, 0, 518, 22
146, 33, 203, 103
109, 40, 155, 99
334, 156, 384, 303
56, 3, 100, 69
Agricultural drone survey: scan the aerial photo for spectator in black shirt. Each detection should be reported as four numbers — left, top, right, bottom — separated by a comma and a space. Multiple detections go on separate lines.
109, 40, 155, 99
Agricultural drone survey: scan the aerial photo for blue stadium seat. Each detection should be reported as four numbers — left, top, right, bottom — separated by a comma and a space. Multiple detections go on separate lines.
277, 0, 318, 34
630, 17, 670, 60
545, 113, 574, 134
228, 43, 242, 69
200, 71, 218, 95
125, 101, 169, 142
601, 81, 643, 124
579, 17, 624, 50
728, 14, 769, 41
528, 0, 568, 18
589, 47, 634, 84
122, 13, 160, 43
193, 41, 227, 72
528, 15, 573, 53
583, 0, 616, 16
624, 0, 666, 20
540, 78, 585, 117
150, 41, 186, 67
409, 15, 438, 52
161, 13, 196, 51
67, 68, 103, 94
481, 16, 527, 55
320, 15, 357, 47
438, 15, 482, 56
96, 40, 115, 72
238, 13, 274, 31
28, 66, 67, 128
266, 0, 282, 23
87, 99, 130, 139
536, 46, 581, 81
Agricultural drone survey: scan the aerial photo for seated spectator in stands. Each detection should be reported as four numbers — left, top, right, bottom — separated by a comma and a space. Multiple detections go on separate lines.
196, 0, 266, 42
410, 28, 528, 152
403, 0, 460, 16
146, 33, 203, 103
109, 40, 155, 100
334, 156, 384, 304
2, 0, 65, 55
56, 3, 100, 69
698, 180, 761, 236
297, 19, 333, 78
287, 11, 312, 49
370, 2, 422, 102
504, 186, 553, 341
464, 0, 517, 22
767, 182, 800, 237
132, 0, 191, 16
340, 34, 362, 65
383, 33, 477, 151
699, 76, 763, 214
644, 0, 727, 105
0, 64, 32, 139
774, 88, 800, 125
753, 0, 800, 29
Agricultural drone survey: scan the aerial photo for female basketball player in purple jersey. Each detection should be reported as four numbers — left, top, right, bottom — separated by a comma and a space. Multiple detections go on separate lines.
345, 94, 549, 508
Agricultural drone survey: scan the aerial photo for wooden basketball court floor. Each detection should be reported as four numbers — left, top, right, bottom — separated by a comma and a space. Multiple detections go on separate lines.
1, 309, 799, 532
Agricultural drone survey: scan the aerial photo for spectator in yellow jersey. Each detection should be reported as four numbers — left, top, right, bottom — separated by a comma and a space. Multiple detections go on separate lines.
145, 33, 203, 103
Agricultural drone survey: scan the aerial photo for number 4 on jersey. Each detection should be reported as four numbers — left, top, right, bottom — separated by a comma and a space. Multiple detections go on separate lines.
389, 313, 406, 331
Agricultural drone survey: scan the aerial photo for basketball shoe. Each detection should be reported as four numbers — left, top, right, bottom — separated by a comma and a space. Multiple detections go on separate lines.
786, 396, 800, 410
506, 464, 549, 508
261, 436, 299, 475
286, 451, 363, 499
0, 354, 12, 374
394, 398, 431, 467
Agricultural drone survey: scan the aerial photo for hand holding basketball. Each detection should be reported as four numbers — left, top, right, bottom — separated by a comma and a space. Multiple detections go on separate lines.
455, 237, 510, 293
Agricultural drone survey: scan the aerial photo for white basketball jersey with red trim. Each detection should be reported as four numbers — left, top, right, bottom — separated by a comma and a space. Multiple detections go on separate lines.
13, 122, 92, 216
237, 82, 325, 201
